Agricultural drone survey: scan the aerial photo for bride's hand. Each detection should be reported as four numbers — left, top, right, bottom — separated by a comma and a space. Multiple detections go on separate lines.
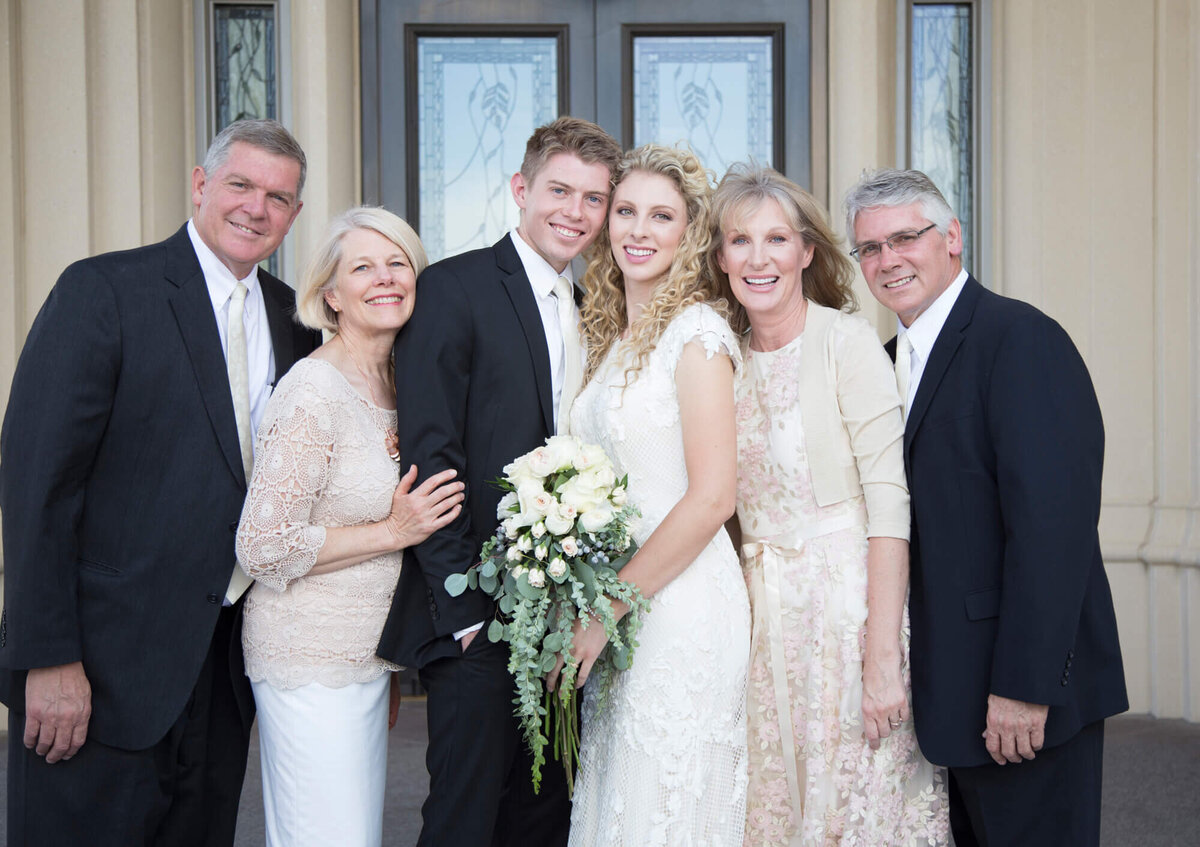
546, 613, 610, 692
381, 465, 464, 549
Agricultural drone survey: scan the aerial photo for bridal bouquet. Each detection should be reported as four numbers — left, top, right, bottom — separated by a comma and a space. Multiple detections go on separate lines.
445, 435, 648, 795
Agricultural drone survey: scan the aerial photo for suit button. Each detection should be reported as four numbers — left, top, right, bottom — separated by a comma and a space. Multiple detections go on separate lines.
207, 593, 221, 604
1067, 649, 1075, 659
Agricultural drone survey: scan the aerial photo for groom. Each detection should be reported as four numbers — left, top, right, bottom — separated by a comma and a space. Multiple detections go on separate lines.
378, 117, 621, 846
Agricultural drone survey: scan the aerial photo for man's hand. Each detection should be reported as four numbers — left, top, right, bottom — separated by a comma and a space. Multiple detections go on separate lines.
24, 661, 92, 763
983, 693, 1048, 765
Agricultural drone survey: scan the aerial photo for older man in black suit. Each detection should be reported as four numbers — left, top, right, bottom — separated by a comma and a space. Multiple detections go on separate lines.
0, 119, 320, 846
377, 116, 622, 847
846, 168, 1128, 846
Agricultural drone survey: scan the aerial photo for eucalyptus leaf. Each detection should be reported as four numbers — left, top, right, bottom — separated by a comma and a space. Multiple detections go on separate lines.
498, 594, 516, 614
466, 570, 479, 589
479, 572, 498, 594
480, 560, 498, 578
487, 619, 506, 642
543, 632, 563, 653
540, 651, 558, 673
444, 572, 470, 597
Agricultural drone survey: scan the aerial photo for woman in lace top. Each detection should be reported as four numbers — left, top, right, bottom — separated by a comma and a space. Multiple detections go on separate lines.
554, 145, 750, 846
712, 165, 948, 844
235, 207, 464, 847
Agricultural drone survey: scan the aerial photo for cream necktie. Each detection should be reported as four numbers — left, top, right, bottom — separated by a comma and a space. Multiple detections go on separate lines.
895, 332, 914, 421
225, 282, 255, 603
553, 276, 583, 435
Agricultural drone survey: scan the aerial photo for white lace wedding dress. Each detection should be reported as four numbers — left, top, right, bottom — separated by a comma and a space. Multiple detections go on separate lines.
567, 303, 750, 847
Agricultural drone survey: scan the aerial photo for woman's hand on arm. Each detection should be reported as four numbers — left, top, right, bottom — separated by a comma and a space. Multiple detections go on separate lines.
861, 535, 909, 749
307, 466, 464, 577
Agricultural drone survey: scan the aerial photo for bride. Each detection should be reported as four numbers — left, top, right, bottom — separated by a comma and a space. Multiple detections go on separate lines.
553, 144, 750, 845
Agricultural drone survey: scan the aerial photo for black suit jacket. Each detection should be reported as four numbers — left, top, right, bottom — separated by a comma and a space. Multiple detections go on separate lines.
0, 224, 320, 750
890, 276, 1127, 767
378, 234, 556, 669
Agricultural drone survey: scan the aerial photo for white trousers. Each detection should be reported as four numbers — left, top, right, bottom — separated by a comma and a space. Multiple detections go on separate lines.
252, 674, 390, 847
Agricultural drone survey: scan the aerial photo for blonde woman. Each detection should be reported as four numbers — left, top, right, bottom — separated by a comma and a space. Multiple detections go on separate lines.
712, 164, 948, 845
235, 206, 464, 847
557, 145, 750, 845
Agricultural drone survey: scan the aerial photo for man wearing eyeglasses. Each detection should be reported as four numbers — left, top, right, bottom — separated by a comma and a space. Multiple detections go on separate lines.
845, 169, 1127, 847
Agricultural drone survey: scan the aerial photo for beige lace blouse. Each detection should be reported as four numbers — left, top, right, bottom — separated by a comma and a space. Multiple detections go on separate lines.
236, 357, 401, 690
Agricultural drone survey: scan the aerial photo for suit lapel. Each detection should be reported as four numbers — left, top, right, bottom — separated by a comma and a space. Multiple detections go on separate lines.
260, 272, 299, 374
164, 227, 247, 487
496, 236, 556, 435
903, 276, 982, 460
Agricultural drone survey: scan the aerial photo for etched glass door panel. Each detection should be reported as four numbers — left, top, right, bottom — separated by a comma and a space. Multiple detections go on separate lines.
415, 35, 561, 261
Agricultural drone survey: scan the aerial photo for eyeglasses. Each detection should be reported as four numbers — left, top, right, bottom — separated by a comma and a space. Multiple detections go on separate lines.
849, 223, 937, 263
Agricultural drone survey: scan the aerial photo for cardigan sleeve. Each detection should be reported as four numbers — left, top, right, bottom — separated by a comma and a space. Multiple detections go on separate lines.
830, 314, 911, 540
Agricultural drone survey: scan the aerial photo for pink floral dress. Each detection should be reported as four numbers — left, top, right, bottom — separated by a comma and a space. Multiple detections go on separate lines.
735, 332, 948, 846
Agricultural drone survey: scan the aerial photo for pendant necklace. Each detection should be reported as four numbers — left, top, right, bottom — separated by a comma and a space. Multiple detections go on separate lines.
340, 335, 401, 463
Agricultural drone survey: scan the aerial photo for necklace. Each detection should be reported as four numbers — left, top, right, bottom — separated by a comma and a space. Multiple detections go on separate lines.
339, 335, 401, 463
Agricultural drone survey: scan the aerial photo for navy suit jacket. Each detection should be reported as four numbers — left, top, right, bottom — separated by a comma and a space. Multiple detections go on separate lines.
0, 224, 320, 750
378, 234, 558, 669
891, 276, 1127, 767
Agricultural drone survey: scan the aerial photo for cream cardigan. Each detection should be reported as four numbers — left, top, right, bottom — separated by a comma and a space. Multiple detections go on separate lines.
767, 300, 910, 541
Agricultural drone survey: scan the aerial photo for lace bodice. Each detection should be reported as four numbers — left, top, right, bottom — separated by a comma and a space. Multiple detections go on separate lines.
571, 302, 743, 538
567, 303, 750, 847
237, 357, 402, 690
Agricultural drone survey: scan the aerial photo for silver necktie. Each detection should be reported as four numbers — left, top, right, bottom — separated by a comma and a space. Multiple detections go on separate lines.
895, 332, 914, 421
553, 276, 583, 435
225, 282, 255, 603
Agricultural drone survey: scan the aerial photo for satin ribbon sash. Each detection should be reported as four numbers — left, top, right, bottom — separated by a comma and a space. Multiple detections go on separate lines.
741, 509, 865, 833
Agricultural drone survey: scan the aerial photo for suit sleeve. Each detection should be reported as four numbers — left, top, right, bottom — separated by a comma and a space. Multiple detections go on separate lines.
0, 262, 121, 670
985, 313, 1105, 705
393, 264, 493, 636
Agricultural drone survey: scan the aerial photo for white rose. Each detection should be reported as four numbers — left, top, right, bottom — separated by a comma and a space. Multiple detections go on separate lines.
579, 504, 615, 533
560, 475, 605, 513
547, 558, 567, 580
496, 491, 519, 520
504, 518, 520, 539
561, 536, 579, 556
512, 564, 527, 578
517, 534, 533, 552
506, 546, 522, 562
527, 568, 546, 588
544, 508, 574, 536
516, 481, 550, 522
560, 503, 578, 521
544, 435, 580, 471
591, 465, 616, 489
610, 485, 627, 507
572, 443, 608, 472
531, 520, 546, 539
527, 446, 557, 478
534, 542, 549, 561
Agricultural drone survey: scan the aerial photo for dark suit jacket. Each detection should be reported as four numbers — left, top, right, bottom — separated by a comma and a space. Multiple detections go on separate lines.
0, 224, 320, 750
890, 276, 1127, 767
378, 234, 556, 669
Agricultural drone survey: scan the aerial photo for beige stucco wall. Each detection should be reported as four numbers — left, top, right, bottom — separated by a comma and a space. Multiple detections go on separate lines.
0, 0, 1197, 726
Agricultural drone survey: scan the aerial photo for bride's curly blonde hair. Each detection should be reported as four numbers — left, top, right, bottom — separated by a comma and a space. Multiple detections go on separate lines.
580, 144, 728, 387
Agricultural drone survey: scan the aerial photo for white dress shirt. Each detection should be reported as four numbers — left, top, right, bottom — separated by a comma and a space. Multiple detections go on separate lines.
509, 227, 579, 430
187, 220, 276, 442
895, 268, 969, 413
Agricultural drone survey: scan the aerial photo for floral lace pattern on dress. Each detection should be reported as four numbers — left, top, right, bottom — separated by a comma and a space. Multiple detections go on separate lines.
736, 333, 949, 846
568, 303, 751, 847
237, 358, 402, 691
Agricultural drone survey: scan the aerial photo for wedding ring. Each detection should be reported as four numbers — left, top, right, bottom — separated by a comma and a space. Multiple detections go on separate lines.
888, 718, 901, 728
